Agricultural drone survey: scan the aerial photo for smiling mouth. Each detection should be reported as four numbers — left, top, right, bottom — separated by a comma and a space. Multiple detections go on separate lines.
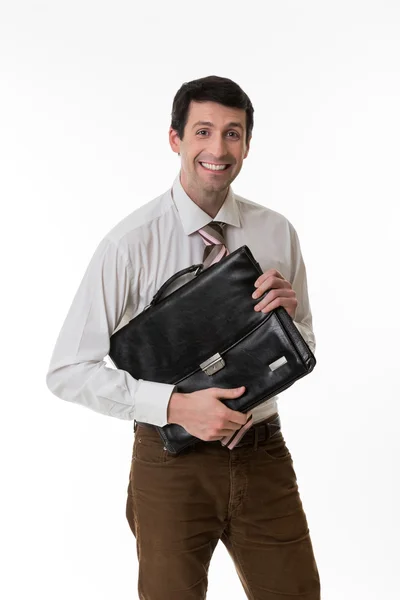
199, 162, 232, 172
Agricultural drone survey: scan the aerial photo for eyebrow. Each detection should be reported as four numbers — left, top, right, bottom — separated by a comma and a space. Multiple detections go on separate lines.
192, 120, 244, 131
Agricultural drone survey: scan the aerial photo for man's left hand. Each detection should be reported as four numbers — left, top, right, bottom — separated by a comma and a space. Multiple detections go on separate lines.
252, 268, 298, 319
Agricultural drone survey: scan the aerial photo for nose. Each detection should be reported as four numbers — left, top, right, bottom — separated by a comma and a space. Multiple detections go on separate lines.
208, 134, 229, 161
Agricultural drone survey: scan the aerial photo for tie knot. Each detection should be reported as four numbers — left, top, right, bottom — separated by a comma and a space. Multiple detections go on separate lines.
198, 221, 226, 246
207, 221, 225, 235
214, 220, 225, 230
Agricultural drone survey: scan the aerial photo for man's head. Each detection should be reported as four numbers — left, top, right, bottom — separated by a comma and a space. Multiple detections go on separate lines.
169, 75, 254, 197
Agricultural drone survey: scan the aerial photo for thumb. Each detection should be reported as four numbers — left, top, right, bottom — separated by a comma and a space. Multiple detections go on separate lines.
215, 386, 246, 398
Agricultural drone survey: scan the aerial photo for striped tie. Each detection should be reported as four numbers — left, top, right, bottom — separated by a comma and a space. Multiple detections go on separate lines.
198, 221, 230, 268
198, 221, 254, 449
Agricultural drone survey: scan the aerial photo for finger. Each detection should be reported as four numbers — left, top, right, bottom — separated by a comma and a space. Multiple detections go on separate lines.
255, 268, 285, 285
206, 418, 251, 442
225, 408, 251, 426
258, 296, 298, 315
208, 434, 234, 442
253, 277, 290, 299
211, 417, 252, 441
254, 288, 296, 310
215, 386, 246, 400
254, 269, 285, 288
211, 428, 244, 441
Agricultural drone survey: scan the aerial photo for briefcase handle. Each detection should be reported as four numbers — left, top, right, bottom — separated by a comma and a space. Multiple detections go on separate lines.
150, 263, 204, 306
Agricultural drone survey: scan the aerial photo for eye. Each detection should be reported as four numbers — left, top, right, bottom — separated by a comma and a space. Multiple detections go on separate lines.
196, 130, 240, 138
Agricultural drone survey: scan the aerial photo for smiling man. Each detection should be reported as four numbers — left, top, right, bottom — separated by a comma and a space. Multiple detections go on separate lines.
170, 100, 250, 218
46, 75, 320, 599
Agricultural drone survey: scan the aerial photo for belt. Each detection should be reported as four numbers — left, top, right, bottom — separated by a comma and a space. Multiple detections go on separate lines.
135, 414, 281, 449
232, 414, 281, 448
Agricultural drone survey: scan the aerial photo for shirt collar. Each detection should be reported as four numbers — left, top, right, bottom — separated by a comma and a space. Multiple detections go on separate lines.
170, 171, 242, 236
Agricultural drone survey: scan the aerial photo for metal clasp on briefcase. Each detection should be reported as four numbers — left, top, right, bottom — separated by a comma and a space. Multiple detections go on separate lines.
200, 352, 225, 375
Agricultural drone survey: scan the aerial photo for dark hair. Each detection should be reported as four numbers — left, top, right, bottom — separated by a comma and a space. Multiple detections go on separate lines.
171, 75, 254, 145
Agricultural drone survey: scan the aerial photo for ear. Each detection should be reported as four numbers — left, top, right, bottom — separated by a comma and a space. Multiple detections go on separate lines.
243, 135, 252, 159
169, 127, 181, 155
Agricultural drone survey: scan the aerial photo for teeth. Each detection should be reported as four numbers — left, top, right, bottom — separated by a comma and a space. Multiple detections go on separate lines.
200, 162, 228, 171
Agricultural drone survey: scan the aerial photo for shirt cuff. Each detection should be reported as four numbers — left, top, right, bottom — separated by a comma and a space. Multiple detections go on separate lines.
134, 380, 177, 427
293, 321, 316, 354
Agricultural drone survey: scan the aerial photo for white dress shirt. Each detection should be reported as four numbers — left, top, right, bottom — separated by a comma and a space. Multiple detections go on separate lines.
46, 172, 315, 428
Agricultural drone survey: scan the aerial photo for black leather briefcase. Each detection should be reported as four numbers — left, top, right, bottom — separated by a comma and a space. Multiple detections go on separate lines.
109, 245, 316, 454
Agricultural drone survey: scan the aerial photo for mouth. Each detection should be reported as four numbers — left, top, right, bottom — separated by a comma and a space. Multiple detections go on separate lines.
199, 161, 232, 173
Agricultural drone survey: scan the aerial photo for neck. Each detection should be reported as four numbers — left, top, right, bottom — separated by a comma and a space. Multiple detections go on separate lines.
180, 173, 229, 219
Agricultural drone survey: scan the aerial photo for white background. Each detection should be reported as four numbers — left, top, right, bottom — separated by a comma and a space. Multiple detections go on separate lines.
1, 1, 399, 598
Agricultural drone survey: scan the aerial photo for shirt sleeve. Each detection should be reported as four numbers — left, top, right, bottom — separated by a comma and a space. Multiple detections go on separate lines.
288, 223, 316, 355
45, 237, 176, 426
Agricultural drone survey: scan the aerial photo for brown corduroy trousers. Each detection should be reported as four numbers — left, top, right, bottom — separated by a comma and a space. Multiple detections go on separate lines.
126, 414, 320, 599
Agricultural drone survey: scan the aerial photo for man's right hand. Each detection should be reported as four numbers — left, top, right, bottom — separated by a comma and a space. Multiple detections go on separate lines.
167, 386, 251, 442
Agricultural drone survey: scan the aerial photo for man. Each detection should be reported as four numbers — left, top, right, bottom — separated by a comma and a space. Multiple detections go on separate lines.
46, 75, 320, 599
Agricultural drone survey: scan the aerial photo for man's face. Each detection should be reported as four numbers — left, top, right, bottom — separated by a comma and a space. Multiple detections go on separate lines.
169, 100, 251, 195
